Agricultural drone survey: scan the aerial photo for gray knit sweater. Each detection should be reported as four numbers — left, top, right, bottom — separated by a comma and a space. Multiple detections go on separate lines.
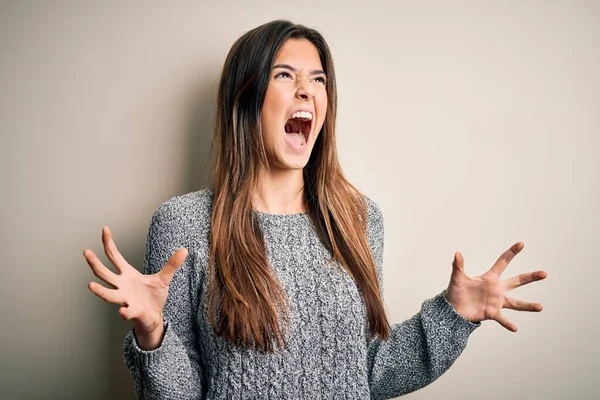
123, 189, 479, 399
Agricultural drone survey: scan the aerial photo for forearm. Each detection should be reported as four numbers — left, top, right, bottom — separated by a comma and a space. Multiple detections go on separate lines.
124, 322, 203, 400
368, 291, 480, 399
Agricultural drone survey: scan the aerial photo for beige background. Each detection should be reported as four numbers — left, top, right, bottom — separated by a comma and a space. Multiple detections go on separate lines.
1, 0, 598, 399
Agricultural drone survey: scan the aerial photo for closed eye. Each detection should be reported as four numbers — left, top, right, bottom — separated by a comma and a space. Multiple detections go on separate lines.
274, 71, 292, 79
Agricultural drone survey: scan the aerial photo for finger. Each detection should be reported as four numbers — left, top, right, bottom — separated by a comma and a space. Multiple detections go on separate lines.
158, 248, 189, 286
452, 252, 465, 274
83, 249, 119, 288
88, 281, 126, 305
503, 296, 544, 312
102, 226, 129, 273
494, 312, 518, 332
490, 242, 524, 275
119, 306, 132, 321
505, 270, 548, 291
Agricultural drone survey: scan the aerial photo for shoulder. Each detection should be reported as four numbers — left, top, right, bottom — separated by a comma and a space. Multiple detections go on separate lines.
152, 188, 214, 223
363, 194, 384, 229
148, 188, 214, 245
361, 193, 384, 237
360, 193, 385, 260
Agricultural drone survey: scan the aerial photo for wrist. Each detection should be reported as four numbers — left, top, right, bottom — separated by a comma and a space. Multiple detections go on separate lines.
133, 317, 165, 351
443, 289, 478, 322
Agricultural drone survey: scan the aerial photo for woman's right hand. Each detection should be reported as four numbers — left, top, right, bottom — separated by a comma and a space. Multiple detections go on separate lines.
83, 226, 188, 350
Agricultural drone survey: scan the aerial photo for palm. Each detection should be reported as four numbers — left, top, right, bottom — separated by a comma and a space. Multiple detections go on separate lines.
116, 267, 171, 333
445, 242, 547, 332
83, 226, 188, 336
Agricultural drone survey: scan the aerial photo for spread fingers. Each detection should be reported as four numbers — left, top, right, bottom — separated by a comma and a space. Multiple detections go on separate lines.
102, 226, 129, 273
505, 270, 548, 291
83, 249, 119, 288
88, 281, 126, 305
503, 296, 544, 312
495, 312, 518, 332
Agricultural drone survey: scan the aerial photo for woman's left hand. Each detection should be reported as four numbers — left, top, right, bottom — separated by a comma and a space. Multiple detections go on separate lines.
445, 242, 547, 331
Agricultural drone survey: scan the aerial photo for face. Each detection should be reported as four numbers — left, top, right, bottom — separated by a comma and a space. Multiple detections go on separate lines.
260, 38, 328, 171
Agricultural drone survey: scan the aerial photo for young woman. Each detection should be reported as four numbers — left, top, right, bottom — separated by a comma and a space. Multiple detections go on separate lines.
83, 20, 547, 399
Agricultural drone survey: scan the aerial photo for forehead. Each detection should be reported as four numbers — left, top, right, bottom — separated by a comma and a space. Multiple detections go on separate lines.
274, 39, 323, 70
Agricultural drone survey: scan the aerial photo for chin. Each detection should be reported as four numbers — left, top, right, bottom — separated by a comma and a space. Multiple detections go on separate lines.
273, 149, 313, 171
279, 158, 310, 171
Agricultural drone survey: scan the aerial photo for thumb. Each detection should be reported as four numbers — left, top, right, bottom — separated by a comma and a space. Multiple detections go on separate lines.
158, 247, 189, 286
452, 252, 465, 275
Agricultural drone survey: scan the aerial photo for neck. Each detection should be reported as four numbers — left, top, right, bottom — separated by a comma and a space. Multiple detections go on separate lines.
253, 166, 305, 215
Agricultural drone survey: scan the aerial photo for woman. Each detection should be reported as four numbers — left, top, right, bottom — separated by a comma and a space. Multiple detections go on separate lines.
83, 20, 547, 399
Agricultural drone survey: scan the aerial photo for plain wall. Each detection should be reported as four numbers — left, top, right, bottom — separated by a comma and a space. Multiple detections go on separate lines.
1, 0, 598, 399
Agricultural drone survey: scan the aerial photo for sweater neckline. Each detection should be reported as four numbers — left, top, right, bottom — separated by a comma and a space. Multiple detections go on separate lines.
254, 210, 307, 218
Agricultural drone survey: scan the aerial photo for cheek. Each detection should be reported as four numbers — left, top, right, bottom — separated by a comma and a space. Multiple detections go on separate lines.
317, 93, 328, 129
260, 114, 276, 149
262, 88, 286, 131
261, 97, 278, 138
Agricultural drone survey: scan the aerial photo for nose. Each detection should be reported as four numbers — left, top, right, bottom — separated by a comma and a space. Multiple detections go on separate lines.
295, 77, 315, 101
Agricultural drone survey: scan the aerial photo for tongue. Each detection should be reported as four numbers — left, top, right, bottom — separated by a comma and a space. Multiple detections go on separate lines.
287, 132, 304, 146
284, 120, 305, 146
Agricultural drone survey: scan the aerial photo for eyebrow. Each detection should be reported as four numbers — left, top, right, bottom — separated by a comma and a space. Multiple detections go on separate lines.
272, 64, 326, 76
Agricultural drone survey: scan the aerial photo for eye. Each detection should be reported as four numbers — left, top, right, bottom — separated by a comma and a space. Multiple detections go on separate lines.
274, 71, 292, 79
314, 76, 327, 85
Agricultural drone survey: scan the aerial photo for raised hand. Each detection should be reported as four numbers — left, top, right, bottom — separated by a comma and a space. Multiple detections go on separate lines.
83, 226, 188, 349
445, 242, 547, 332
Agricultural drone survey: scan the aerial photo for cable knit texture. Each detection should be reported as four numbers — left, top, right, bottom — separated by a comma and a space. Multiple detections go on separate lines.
123, 189, 479, 399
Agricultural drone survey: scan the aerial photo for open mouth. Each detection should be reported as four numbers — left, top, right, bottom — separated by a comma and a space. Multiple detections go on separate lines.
284, 111, 312, 147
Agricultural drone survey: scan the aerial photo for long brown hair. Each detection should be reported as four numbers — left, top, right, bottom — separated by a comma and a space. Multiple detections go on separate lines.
209, 20, 390, 352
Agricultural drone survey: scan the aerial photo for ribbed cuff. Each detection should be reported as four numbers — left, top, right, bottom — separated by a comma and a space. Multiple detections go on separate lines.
124, 321, 174, 368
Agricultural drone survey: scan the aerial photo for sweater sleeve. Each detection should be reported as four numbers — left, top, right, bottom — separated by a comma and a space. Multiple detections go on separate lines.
364, 197, 480, 400
123, 203, 204, 400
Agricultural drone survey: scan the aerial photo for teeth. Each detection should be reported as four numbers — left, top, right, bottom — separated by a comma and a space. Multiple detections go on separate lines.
291, 111, 313, 120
